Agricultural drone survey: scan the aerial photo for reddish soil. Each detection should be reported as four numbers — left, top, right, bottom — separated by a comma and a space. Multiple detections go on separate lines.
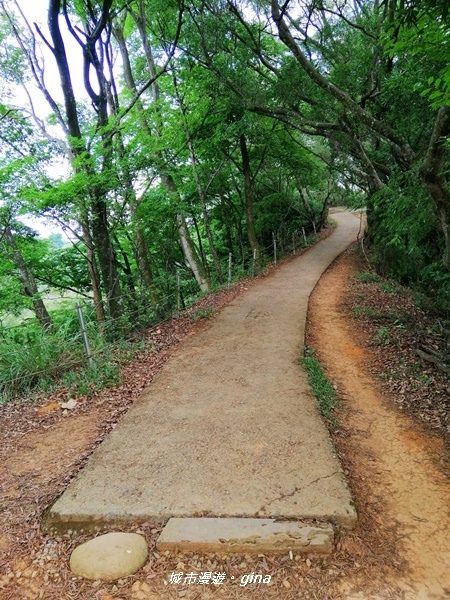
307, 247, 450, 599
1, 237, 449, 599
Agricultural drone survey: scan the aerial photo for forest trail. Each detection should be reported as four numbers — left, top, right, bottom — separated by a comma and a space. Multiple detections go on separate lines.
1, 216, 450, 599
308, 251, 450, 599
45, 210, 361, 533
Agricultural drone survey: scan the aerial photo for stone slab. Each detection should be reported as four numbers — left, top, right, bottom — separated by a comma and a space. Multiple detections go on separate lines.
44, 212, 359, 535
156, 518, 334, 554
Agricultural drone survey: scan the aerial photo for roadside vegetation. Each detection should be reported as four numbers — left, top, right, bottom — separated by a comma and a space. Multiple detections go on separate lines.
302, 348, 339, 423
0, 227, 325, 402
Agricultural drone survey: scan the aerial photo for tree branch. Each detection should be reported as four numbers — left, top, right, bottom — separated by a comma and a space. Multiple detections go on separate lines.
117, 1, 184, 122
34, 275, 92, 299
270, 0, 415, 165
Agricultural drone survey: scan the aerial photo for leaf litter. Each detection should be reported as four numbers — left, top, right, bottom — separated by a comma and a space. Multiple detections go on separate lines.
2, 233, 448, 599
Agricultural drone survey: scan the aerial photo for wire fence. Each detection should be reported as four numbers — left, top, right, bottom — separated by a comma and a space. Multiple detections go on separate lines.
0, 226, 320, 397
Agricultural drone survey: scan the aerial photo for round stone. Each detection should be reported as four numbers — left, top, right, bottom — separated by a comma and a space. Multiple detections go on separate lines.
69, 532, 148, 581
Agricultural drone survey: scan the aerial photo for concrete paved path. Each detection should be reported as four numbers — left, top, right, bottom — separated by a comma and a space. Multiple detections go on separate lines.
45, 211, 360, 534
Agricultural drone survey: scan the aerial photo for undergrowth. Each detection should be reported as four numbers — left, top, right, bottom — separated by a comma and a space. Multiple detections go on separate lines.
0, 321, 143, 403
0, 229, 327, 404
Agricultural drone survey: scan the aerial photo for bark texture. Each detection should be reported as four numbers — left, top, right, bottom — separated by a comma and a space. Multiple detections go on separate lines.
131, 9, 211, 291
3, 226, 53, 332
48, 0, 124, 322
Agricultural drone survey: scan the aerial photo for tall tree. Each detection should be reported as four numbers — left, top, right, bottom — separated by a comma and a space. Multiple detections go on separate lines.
47, 0, 124, 320
116, 1, 211, 292
0, 219, 53, 332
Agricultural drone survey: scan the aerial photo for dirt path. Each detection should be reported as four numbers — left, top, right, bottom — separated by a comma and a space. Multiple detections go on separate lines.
308, 250, 450, 599
45, 211, 359, 531
1, 230, 449, 599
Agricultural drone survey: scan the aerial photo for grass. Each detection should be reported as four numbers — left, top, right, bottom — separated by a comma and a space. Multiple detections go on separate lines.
0, 319, 144, 403
353, 272, 404, 295
189, 307, 216, 321
302, 347, 338, 421
351, 304, 380, 319
380, 282, 401, 295
2, 291, 84, 328
0, 326, 83, 403
351, 305, 409, 326
373, 326, 390, 346
353, 271, 380, 284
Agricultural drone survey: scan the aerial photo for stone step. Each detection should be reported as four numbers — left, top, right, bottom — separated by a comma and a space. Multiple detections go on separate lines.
156, 518, 334, 555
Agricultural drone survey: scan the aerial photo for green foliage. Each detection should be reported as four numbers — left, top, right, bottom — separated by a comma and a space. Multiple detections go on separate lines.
1, 0, 449, 402
0, 267, 30, 318
383, 6, 450, 108
340, 190, 366, 210
373, 326, 390, 346
368, 174, 441, 280
302, 347, 338, 421
351, 304, 409, 325
0, 306, 148, 402
353, 271, 380, 284
0, 325, 84, 401
353, 272, 403, 294
366, 171, 450, 312
351, 304, 380, 319
189, 307, 215, 321
414, 263, 450, 312
61, 351, 121, 397
380, 281, 400, 295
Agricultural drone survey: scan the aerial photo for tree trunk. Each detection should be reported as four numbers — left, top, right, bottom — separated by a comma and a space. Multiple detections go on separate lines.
90, 196, 124, 321
135, 0, 162, 115
230, 187, 246, 264
112, 21, 163, 311
162, 174, 211, 292
419, 105, 450, 271
239, 134, 260, 261
172, 72, 224, 283
128, 12, 211, 292
270, 0, 415, 165
176, 213, 211, 293
80, 214, 106, 325
3, 226, 54, 332
48, 0, 124, 323
185, 125, 224, 283
192, 212, 207, 269
132, 200, 159, 288
112, 231, 139, 314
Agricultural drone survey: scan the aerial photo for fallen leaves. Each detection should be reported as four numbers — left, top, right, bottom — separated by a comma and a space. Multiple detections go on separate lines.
342, 255, 450, 444
0, 278, 267, 599
61, 399, 77, 410
2, 238, 444, 600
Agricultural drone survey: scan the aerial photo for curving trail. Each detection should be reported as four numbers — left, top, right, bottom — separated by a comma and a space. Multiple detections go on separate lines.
46, 211, 361, 532
308, 250, 450, 599
2, 212, 449, 599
